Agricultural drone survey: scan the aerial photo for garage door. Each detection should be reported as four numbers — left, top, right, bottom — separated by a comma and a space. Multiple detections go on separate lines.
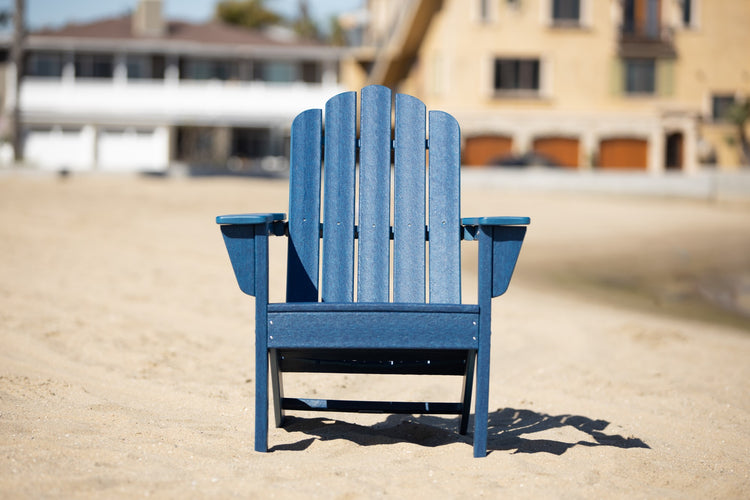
599, 138, 648, 169
24, 126, 92, 170
463, 135, 513, 166
98, 127, 168, 172
532, 137, 580, 168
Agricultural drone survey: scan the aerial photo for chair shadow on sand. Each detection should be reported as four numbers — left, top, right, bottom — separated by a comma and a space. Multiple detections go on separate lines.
273, 408, 650, 455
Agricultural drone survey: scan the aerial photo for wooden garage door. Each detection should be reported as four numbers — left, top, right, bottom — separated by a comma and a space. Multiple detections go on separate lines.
599, 138, 648, 169
463, 135, 513, 166
532, 137, 580, 168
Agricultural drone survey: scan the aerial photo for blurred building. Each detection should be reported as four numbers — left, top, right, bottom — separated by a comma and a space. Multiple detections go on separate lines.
0, 0, 344, 173
344, 0, 750, 171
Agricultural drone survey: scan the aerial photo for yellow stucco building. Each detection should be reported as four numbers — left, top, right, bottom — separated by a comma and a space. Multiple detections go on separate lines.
343, 0, 750, 172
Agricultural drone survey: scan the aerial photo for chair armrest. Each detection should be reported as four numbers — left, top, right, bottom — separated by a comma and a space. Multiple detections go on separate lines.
461, 216, 530, 226
217, 213, 286, 296
462, 217, 529, 298
461, 217, 529, 241
216, 213, 286, 225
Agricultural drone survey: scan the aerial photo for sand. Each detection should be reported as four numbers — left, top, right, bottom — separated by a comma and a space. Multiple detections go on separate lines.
1, 172, 748, 498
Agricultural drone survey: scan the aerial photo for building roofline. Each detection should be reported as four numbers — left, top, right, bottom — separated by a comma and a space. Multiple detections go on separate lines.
23, 35, 344, 60
11, 14, 344, 60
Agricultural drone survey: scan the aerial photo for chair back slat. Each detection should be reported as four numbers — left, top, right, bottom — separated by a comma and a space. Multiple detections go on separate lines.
321, 91, 357, 302
287, 109, 322, 302
393, 93, 427, 303
357, 85, 392, 302
427, 110, 461, 303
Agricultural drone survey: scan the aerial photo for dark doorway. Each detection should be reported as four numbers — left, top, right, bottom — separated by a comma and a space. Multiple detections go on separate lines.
665, 132, 683, 170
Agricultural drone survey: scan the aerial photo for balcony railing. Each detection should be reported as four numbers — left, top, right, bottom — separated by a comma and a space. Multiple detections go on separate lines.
618, 24, 676, 58
15, 77, 344, 126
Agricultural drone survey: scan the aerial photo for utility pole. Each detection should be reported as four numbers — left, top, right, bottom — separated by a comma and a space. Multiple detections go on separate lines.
10, 0, 25, 163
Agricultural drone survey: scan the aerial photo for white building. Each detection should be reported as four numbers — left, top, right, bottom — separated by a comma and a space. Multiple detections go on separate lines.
1, 0, 344, 173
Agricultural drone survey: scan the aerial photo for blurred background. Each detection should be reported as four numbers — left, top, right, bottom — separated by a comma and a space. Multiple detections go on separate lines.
0, 0, 748, 180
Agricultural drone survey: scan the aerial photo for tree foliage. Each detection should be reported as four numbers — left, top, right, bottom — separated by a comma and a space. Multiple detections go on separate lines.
328, 16, 347, 46
215, 0, 281, 30
215, 0, 350, 45
292, 0, 319, 40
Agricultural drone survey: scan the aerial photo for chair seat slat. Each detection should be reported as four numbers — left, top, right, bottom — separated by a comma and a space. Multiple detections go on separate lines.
281, 398, 464, 414
277, 348, 468, 375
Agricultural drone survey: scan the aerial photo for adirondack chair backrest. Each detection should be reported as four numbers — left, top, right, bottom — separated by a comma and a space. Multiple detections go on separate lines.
286, 85, 461, 305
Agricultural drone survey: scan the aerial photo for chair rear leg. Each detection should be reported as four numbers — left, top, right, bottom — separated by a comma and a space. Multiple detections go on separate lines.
269, 349, 286, 427
459, 350, 476, 435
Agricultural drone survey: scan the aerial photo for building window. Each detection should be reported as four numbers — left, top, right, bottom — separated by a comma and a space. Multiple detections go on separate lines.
75, 54, 113, 78
181, 58, 240, 80
26, 52, 63, 77
682, 0, 693, 26
127, 56, 150, 79
552, 0, 581, 25
494, 58, 540, 94
711, 94, 736, 122
262, 61, 297, 83
231, 128, 271, 159
301, 62, 321, 83
624, 58, 655, 94
622, 0, 661, 38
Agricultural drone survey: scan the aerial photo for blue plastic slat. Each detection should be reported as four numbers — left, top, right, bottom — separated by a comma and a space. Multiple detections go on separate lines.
282, 398, 463, 414
357, 85, 392, 302
288, 109, 323, 302
216, 213, 286, 225
394, 93, 427, 303
269, 302, 477, 313
267, 309, 479, 350
322, 91, 357, 302
428, 110, 461, 304
461, 216, 530, 226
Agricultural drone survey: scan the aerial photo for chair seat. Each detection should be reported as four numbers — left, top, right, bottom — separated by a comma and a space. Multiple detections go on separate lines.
267, 302, 480, 350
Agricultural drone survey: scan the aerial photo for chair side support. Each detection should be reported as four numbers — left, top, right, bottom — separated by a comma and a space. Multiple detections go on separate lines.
217, 213, 286, 452
465, 218, 529, 457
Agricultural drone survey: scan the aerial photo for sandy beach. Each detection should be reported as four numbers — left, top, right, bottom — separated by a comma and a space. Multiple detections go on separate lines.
1, 172, 748, 498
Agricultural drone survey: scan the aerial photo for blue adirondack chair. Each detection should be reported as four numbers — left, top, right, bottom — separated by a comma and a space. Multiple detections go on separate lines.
216, 85, 529, 457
